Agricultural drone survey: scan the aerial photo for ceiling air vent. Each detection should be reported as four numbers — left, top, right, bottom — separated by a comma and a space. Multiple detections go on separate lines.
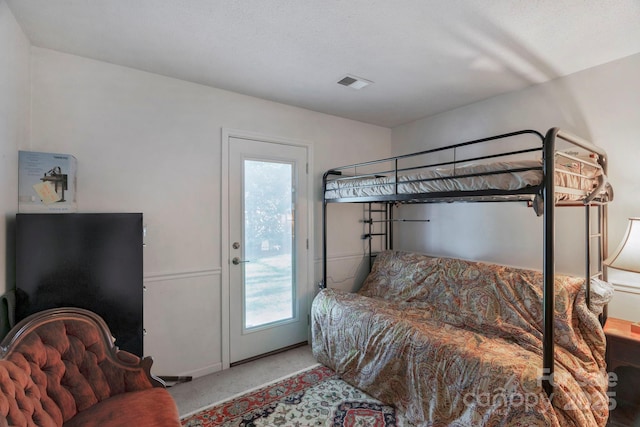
337, 74, 373, 90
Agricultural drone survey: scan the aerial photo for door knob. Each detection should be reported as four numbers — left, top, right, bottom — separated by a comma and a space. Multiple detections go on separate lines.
232, 257, 249, 265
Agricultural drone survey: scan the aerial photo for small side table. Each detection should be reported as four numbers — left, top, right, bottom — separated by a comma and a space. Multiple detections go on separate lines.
604, 318, 640, 426
604, 317, 640, 373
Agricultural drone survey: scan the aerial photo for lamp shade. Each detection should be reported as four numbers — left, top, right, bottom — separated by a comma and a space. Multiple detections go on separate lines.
605, 217, 640, 273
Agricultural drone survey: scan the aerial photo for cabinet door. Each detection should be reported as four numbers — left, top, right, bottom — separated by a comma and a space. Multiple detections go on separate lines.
143, 273, 222, 377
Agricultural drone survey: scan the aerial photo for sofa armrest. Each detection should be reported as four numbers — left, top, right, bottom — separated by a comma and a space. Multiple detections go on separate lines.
0, 307, 164, 422
115, 350, 166, 388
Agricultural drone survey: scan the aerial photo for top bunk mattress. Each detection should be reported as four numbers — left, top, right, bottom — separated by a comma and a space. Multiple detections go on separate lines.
324, 157, 606, 203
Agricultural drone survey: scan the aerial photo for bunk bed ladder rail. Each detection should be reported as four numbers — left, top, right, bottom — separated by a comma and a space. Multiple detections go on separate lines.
361, 203, 393, 270
585, 204, 602, 308
585, 199, 609, 325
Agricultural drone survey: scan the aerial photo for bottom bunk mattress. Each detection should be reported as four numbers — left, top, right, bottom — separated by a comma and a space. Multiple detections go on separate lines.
311, 251, 610, 427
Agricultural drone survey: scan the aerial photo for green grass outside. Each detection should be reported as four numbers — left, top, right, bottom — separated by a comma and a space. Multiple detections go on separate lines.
244, 253, 293, 328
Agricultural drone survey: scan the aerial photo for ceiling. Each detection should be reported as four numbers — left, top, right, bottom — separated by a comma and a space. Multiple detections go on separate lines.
6, 0, 640, 128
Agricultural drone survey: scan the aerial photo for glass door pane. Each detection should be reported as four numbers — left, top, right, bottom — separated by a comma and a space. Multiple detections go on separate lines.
243, 159, 294, 329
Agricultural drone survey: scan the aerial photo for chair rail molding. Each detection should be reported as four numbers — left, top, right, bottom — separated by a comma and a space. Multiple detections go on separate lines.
144, 268, 222, 283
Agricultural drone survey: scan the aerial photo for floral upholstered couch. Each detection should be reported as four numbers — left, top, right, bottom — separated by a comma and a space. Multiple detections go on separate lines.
0, 307, 181, 427
312, 250, 611, 427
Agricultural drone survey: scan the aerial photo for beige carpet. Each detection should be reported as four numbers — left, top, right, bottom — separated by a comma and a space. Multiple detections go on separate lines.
168, 345, 318, 417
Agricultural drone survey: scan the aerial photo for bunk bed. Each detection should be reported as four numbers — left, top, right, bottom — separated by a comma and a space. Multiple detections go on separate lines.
313, 128, 614, 426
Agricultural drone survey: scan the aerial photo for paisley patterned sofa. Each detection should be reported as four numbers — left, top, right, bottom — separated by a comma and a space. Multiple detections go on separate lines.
0, 307, 181, 427
312, 250, 611, 427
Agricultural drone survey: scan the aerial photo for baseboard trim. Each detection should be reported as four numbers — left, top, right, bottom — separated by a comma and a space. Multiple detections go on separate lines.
230, 341, 308, 367
163, 361, 223, 379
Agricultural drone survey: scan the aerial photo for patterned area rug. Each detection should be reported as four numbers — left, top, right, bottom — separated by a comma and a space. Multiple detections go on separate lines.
181, 364, 413, 426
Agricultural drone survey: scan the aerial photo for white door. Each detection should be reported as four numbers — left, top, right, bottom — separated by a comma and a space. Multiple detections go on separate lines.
226, 135, 310, 364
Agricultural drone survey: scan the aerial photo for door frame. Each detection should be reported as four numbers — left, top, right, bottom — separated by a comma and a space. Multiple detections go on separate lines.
221, 128, 314, 369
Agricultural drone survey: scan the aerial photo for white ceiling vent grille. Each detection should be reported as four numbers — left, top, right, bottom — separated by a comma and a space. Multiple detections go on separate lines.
337, 74, 373, 90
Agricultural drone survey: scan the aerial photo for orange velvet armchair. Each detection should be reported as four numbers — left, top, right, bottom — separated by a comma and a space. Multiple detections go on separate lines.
0, 307, 181, 427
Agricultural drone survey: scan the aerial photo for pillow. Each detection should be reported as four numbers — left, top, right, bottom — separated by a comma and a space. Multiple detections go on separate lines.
589, 278, 614, 315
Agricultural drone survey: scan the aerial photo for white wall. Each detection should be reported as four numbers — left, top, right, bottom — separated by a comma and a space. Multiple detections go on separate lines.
28, 47, 390, 376
392, 53, 640, 322
0, 1, 30, 311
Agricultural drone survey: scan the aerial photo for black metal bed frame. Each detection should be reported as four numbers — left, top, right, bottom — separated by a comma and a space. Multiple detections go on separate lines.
321, 127, 611, 398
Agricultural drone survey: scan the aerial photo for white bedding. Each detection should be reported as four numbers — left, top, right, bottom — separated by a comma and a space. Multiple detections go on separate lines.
324, 159, 601, 201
